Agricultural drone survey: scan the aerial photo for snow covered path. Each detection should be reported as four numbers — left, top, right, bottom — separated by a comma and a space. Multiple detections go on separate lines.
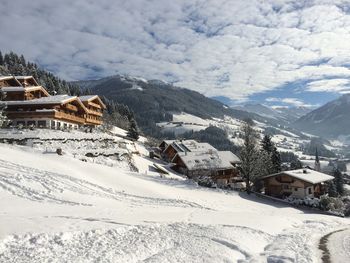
0, 144, 349, 262
327, 229, 350, 263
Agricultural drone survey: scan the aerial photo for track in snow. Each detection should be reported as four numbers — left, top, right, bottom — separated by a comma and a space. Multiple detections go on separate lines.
0, 159, 206, 209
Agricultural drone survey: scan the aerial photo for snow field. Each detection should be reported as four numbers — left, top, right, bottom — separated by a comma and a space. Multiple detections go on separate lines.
0, 141, 349, 262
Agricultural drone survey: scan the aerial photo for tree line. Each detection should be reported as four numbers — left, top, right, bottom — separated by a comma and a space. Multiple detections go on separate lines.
0, 51, 140, 139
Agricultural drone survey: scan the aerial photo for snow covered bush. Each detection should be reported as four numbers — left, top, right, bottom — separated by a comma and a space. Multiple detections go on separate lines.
319, 195, 345, 215
284, 196, 320, 208
196, 176, 217, 188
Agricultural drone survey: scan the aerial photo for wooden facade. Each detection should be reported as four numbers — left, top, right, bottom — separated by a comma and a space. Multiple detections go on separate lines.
80, 95, 106, 126
262, 169, 332, 199
0, 76, 104, 128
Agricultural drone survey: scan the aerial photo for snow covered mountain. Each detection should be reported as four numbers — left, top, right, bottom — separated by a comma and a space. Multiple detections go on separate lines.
233, 104, 312, 123
293, 94, 350, 139
73, 75, 275, 136
0, 130, 349, 262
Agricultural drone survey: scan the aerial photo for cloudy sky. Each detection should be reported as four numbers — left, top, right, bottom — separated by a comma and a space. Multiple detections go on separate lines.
1, 0, 350, 108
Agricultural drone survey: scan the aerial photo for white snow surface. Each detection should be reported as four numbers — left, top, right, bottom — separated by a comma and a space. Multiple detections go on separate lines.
0, 141, 349, 262
327, 229, 350, 263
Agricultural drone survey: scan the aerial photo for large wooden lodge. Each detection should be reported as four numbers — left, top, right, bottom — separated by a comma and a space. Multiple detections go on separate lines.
0, 76, 105, 129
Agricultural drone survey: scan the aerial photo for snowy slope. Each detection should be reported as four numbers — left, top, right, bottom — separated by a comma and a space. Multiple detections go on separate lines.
0, 143, 349, 262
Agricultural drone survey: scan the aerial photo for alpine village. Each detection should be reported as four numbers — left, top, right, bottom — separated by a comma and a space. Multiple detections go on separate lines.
0, 53, 348, 219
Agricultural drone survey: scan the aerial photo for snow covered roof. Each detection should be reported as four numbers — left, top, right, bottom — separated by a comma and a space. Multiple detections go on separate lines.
1, 86, 25, 92
1, 85, 49, 95
176, 151, 235, 171
14, 76, 36, 80
262, 169, 334, 184
0, 76, 15, 81
4, 95, 85, 107
167, 140, 216, 153
217, 151, 241, 164
79, 95, 106, 108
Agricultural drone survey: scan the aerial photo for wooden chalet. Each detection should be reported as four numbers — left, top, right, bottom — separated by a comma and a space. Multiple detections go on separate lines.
262, 169, 334, 199
166, 140, 241, 187
0, 76, 104, 129
161, 140, 216, 162
79, 95, 106, 126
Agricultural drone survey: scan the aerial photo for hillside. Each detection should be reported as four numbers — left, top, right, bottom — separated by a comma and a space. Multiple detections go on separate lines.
73, 75, 270, 136
293, 94, 350, 140
233, 103, 312, 123
0, 134, 349, 262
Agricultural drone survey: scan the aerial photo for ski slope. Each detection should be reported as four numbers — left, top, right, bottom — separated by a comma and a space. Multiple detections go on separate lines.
0, 143, 349, 262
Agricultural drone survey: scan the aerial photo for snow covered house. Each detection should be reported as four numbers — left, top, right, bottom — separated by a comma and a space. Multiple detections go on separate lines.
159, 140, 242, 187
161, 140, 216, 161
171, 150, 241, 187
0, 76, 105, 128
262, 169, 334, 199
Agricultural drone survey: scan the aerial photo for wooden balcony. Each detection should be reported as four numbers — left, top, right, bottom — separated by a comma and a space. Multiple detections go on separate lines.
6, 110, 86, 125
85, 117, 103, 125
87, 109, 103, 117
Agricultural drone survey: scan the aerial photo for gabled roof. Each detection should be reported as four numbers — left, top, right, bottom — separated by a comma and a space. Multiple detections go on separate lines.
164, 140, 216, 154
14, 76, 39, 86
174, 151, 235, 171
0, 76, 22, 86
262, 169, 334, 184
3, 95, 88, 112
79, 95, 106, 109
1, 86, 50, 96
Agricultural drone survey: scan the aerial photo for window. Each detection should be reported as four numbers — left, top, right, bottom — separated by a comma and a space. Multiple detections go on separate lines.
38, 121, 46, 128
294, 188, 298, 191
308, 188, 312, 194
51, 121, 56, 129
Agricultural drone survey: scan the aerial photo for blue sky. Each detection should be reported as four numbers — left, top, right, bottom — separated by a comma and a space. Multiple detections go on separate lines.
1, 0, 350, 108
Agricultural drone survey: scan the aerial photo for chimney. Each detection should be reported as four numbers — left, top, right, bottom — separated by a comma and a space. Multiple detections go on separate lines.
303, 169, 307, 174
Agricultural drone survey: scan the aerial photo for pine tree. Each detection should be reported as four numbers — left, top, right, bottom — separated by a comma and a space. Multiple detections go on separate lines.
271, 146, 281, 173
261, 134, 281, 174
326, 180, 337, 197
261, 134, 274, 153
127, 118, 139, 141
239, 120, 260, 194
333, 169, 344, 196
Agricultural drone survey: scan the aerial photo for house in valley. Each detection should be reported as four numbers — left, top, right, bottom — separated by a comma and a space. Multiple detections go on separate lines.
159, 139, 242, 187
171, 150, 241, 187
262, 168, 334, 199
0, 76, 105, 128
161, 140, 216, 161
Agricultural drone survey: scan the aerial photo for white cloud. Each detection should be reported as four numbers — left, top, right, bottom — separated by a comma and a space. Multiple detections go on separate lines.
1, 0, 350, 100
266, 97, 317, 108
305, 78, 350, 93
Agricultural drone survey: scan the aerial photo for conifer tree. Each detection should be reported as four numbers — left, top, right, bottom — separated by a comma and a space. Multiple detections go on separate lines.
127, 118, 139, 141
333, 169, 344, 196
261, 134, 281, 174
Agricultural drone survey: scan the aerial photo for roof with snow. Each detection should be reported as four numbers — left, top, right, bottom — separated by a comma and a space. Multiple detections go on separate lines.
79, 95, 106, 108
4, 95, 80, 106
176, 151, 235, 171
1, 86, 50, 95
262, 168, 334, 184
167, 140, 216, 153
